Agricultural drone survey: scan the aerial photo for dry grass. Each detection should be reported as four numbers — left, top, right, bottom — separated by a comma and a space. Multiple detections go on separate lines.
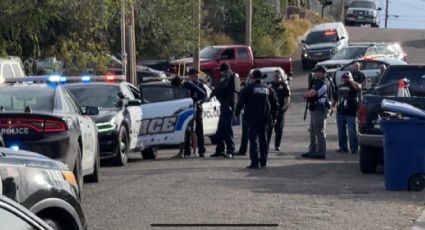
201, 33, 234, 47
283, 18, 311, 55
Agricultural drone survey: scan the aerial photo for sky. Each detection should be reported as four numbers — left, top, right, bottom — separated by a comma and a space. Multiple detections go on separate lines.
378, 0, 425, 29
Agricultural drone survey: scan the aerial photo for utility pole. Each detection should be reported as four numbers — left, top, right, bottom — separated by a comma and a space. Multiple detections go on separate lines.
385, 0, 389, 28
127, 0, 137, 85
340, 0, 345, 21
193, 0, 201, 72
120, 0, 127, 80
245, 0, 252, 46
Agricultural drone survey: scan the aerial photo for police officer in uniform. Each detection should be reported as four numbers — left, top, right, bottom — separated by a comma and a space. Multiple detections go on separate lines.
235, 70, 278, 168
236, 76, 254, 156
187, 69, 207, 157
210, 63, 236, 158
302, 65, 330, 159
267, 71, 291, 151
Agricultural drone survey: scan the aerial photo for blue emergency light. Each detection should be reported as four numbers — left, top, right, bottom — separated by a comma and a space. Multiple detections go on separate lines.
10, 145, 19, 151
81, 76, 91, 83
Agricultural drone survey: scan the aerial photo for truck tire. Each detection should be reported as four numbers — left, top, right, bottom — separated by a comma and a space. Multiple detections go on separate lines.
142, 146, 157, 160
359, 146, 378, 174
408, 174, 425, 191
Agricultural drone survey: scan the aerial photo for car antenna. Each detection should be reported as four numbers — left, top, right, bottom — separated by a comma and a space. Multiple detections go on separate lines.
24, 106, 32, 113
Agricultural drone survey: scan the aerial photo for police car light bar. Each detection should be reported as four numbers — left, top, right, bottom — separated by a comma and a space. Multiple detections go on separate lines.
3, 75, 126, 84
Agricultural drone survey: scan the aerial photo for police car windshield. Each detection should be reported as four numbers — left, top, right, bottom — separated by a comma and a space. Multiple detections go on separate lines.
331, 47, 368, 60
200, 47, 221, 59
0, 87, 54, 112
350, 1, 376, 8
66, 85, 121, 109
305, 31, 338, 44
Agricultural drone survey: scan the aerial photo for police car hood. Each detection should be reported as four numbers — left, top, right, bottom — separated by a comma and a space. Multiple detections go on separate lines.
304, 42, 337, 50
0, 147, 68, 170
317, 59, 353, 70
91, 108, 120, 123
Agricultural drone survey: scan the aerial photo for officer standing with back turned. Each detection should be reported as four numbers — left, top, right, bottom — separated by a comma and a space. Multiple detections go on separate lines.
235, 70, 278, 168
302, 65, 330, 160
210, 63, 236, 158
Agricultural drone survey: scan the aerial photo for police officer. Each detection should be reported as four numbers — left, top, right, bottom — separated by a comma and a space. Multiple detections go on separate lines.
170, 75, 206, 157
267, 71, 291, 151
302, 65, 330, 160
187, 69, 207, 157
331, 71, 362, 154
210, 63, 236, 158
235, 70, 278, 168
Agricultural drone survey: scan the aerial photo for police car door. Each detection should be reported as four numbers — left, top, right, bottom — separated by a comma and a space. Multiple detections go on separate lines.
121, 84, 143, 149
139, 84, 193, 146
361, 61, 383, 90
63, 90, 96, 175
202, 86, 220, 136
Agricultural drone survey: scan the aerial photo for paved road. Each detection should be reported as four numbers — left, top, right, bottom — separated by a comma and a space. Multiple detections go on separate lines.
82, 27, 425, 230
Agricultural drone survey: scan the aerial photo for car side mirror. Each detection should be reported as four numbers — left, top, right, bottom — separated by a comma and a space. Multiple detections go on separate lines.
84, 106, 99, 116
127, 99, 141, 107
117, 91, 126, 99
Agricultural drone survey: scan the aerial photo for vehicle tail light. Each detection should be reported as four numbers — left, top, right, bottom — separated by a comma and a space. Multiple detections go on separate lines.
44, 119, 68, 133
357, 102, 368, 126
0, 118, 67, 133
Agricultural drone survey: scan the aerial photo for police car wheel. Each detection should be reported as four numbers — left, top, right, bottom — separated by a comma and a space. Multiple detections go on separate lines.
84, 145, 100, 183
43, 218, 62, 230
142, 146, 157, 160
113, 126, 129, 166
408, 174, 425, 191
74, 147, 83, 200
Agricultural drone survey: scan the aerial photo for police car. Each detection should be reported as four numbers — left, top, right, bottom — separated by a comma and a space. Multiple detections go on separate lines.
334, 58, 407, 89
0, 76, 100, 193
65, 76, 148, 163
139, 80, 220, 142
0, 147, 86, 229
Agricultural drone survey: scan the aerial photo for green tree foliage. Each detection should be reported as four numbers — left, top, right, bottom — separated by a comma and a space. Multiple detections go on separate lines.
0, 0, 119, 74
135, 0, 197, 59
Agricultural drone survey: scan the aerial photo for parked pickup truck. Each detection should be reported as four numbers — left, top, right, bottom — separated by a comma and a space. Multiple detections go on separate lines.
168, 45, 293, 85
357, 65, 425, 173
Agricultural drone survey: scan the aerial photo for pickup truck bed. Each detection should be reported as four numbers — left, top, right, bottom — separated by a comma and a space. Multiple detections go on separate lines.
358, 65, 425, 173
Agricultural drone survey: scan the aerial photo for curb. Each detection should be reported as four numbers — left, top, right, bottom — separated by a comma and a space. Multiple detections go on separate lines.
412, 209, 425, 230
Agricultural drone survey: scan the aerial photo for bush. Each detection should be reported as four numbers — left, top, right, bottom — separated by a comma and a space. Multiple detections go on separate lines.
282, 18, 311, 55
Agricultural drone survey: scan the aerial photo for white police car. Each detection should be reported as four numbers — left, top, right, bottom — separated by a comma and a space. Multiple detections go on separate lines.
139, 81, 220, 145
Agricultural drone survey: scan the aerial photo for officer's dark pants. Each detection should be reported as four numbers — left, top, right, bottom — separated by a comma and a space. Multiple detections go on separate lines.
238, 116, 248, 154
215, 105, 235, 154
267, 110, 285, 148
183, 119, 194, 155
248, 121, 269, 166
195, 108, 205, 154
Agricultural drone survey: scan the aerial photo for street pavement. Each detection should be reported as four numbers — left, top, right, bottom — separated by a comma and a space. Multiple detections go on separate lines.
82, 27, 425, 230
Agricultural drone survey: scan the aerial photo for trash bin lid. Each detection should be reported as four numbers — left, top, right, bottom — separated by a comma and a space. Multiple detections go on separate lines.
381, 99, 425, 119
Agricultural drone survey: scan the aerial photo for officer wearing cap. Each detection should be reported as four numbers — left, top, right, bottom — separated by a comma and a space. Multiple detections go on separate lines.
302, 65, 330, 159
331, 71, 362, 154
210, 63, 236, 158
235, 69, 278, 168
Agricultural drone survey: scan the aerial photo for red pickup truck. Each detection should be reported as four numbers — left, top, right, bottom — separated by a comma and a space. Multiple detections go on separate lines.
168, 45, 293, 85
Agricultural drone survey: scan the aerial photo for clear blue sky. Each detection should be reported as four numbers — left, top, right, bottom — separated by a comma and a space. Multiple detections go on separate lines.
378, 0, 425, 29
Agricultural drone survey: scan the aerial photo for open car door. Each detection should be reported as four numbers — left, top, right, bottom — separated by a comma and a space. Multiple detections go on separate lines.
138, 84, 194, 147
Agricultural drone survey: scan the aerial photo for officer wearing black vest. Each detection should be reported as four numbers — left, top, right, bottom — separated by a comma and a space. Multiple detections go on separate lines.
235, 70, 278, 169
302, 65, 330, 159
